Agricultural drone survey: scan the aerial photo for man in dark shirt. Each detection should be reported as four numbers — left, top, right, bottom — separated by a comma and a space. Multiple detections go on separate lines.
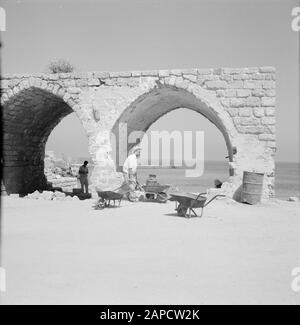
79, 161, 89, 194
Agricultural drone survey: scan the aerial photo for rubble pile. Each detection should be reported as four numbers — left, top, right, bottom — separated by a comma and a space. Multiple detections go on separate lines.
25, 190, 79, 201
44, 151, 79, 192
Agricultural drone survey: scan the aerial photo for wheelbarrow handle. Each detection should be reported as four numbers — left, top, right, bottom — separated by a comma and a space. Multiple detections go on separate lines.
195, 192, 207, 201
203, 194, 226, 207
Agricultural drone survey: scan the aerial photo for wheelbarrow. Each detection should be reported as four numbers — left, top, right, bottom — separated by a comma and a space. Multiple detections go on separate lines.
168, 191, 225, 218
142, 184, 170, 203
94, 183, 131, 209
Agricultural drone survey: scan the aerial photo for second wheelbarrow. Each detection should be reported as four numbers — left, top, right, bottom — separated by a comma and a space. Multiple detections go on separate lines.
168, 191, 225, 218
142, 184, 170, 203
94, 183, 131, 209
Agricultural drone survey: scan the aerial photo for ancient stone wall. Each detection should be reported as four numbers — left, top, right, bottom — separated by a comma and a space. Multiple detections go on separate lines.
1, 67, 276, 197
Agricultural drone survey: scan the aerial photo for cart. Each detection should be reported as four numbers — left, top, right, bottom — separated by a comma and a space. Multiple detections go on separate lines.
94, 183, 131, 209
142, 184, 170, 203
168, 191, 225, 218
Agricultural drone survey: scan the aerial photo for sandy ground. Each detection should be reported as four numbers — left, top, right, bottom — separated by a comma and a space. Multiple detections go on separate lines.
0, 196, 300, 305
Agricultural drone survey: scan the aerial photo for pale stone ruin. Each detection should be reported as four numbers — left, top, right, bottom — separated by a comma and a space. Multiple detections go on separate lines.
1, 67, 276, 199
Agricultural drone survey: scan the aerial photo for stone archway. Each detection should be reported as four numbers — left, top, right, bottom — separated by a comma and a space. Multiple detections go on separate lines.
2, 86, 84, 194
111, 84, 237, 179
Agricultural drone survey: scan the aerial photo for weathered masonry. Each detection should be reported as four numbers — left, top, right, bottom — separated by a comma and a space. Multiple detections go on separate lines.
1, 67, 276, 197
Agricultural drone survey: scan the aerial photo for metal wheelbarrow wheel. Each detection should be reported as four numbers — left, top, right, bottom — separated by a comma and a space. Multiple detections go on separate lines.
176, 203, 188, 217
94, 197, 107, 210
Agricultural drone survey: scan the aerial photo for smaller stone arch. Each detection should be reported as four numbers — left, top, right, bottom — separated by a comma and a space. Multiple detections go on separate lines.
2, 83, 87, 194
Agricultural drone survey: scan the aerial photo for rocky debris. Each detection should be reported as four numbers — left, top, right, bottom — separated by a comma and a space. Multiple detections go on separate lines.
24, 190, 68, 201
288, 196, 299, 202
23, 189, 87, 201
52, 191, 66, 201
46, 175, 78, 192
8, 193, 20, 199
44, 151, 79, 192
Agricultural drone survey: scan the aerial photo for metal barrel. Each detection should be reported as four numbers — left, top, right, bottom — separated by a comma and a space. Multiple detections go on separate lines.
242, 171, 264, 204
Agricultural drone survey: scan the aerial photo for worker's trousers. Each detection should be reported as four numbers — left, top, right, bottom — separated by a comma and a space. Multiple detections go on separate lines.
79, 177, 89, 194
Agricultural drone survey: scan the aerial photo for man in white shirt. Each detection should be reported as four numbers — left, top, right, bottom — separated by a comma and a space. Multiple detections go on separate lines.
122, 147, 145, 202
123, 147, 141, 184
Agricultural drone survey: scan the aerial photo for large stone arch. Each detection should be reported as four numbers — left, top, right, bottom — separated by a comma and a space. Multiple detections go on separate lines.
111, 83, 238, 175
2, 85, 87, 194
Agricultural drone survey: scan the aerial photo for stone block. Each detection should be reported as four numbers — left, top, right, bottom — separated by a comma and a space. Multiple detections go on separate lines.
233, 74, 251, 80
94, 71, 110, 79
238, 107, 251, 117
258, 134, 275, 141
1, 79, 9, 88
220, 98, 230, 107
262, 80, 275, 89
261, 117, 275, 125
265, 125, 275, 134
261, 97, 275, 106
221, 68, 243, 74
131, 71, 141, 77
267, 141, 276, 148
264, 73, 275, 80
259, 66, 276, 73
227, 81, 243, 89
240, 117, 260, 125
233, 117, 241, 125
118, 71, 131, 77
88, 78, 100, 86
251, 73, 265, 80
141, 70, 158, 76
227, 107, 238, 117
253, 107, 265, 117
109, 71, 120, 78
183, 74, 197, 82
244, 80, 262, 89
68, 87, 81, 94
230, 98, 245, 107
158, 70, 170, 77
216, 90, 225, 97
246, 97, 260, 107
252, 89, 265, 97
168, 76, 176, 86
237, 125, 265, 134
181, 68, 198, 75
265, 89, 275, 97
264, 107, 275, 116
236, 89, 251, 97
219, 74, 233, 81
197, 68, 213, 75
117, 78, 130, 86
103, 78, 116, 86
206, 80, 227, 89
169, 69, 182, 76
179, 79, 190, 89
225, 89, 236, 97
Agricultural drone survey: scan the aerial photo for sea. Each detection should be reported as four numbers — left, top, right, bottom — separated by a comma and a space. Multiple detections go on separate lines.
86, 161, 299, 199
136, 161, 300, 200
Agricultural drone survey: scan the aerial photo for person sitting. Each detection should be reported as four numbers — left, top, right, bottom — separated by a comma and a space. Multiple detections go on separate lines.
214, 179, 223, 189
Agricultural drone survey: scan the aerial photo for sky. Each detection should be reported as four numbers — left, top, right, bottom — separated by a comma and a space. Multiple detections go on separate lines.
1, 0, 299, 162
